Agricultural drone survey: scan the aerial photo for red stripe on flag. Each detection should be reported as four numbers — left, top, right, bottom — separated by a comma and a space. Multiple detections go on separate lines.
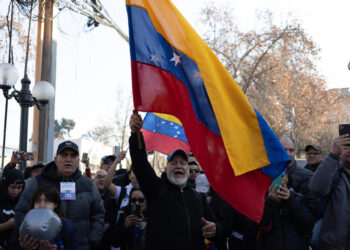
141, 128, 191, 155
132, 61, 271, 222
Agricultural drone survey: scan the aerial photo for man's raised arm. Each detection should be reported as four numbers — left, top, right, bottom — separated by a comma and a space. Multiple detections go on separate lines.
129, 112, 161, 203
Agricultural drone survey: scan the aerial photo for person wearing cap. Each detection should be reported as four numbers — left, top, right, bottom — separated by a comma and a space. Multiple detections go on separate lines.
100, 155, 117, 171
0, 168, 24, 248
305, 144, 323, 172
188, 161, 201, 188
309, 135, 350, 249
129, 113, 222, 250
14, 140, 105, 250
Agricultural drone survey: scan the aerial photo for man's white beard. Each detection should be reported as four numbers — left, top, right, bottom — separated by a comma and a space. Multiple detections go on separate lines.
167, 171, 189, 186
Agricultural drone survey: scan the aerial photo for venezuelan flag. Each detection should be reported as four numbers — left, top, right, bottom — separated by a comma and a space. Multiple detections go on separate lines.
141, 112, 191, 155
126, 0, 290, 222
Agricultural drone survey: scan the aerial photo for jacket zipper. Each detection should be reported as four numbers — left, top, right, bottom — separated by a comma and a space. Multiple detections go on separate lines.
181, 189, 191, 249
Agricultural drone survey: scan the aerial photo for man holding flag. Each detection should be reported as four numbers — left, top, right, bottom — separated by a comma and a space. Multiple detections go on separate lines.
125, 0, 290, 223
129, 112, 222, 250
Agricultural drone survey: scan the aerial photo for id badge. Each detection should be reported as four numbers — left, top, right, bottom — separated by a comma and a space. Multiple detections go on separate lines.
60, 182, 76, 200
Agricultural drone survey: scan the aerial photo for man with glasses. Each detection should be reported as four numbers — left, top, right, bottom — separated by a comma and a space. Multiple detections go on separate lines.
188, 160, 201, 188
305, 144, 323, 172
15, 141, 105, 250
129, 113, 222, 250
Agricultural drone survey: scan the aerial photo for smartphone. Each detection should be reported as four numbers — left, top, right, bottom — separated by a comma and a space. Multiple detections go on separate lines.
17, 152, 34, 161
270, 171, 285, 190
131, 204, 141, 218
339, 124, 350, 146
25, 152, 34, 161
82, 153, 88, 162
339, 124, 350, 136
114, 146, 121, 155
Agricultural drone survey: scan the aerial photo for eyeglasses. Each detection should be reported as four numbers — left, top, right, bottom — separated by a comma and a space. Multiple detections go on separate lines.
130, 197, 145, 204
306, 152, 321, 156
189, 169, 200, 173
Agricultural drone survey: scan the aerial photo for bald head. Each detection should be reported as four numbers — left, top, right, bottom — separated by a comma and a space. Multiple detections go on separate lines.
280, 136, 295, 163
96, 169, 107, 176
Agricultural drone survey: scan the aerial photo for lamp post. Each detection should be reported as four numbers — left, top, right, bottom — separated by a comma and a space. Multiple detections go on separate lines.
0, 0, 55, 171
0, 64, 54, 171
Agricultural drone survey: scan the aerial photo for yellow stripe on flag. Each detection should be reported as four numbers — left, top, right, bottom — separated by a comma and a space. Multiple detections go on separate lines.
153, 113, 183, 126
131, 0, 270, 175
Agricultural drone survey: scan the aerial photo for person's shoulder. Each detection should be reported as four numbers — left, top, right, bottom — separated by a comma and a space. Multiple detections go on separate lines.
78, 174, 93, 182
76, 175, 95, 192
24, 176, 39, 191
292, 165, 313, 178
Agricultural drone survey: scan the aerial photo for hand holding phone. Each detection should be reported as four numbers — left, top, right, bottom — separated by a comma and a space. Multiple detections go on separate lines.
330, 126, 350, 156
82, 153, 89, 163
131, 204, 142, 218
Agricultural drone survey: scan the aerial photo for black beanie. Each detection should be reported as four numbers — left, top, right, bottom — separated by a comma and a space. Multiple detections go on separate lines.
2, 168, 24, 185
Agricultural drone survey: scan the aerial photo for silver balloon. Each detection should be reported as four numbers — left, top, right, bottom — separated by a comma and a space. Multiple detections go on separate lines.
20, 208, 62, 241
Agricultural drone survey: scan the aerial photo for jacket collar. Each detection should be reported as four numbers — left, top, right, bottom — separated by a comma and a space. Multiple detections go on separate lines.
40, 161, 82, 182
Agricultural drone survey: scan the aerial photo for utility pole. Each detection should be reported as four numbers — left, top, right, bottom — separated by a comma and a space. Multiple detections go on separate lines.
32, 0, 57, 163
291, 107, 297, 153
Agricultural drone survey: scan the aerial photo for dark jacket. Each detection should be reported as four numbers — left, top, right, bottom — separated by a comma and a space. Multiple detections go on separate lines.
209, 190, 259, 250
309, 154, 350, 250
53, 218, 81, 250
129, 132, 222, 250
0, 195, 17, 248
259, 163, 319, 250
14, 162, 105, 250
0, 166, 24, 249
98, 190, 125, 250
305, 162, 321, 172
111, 205, 149, 250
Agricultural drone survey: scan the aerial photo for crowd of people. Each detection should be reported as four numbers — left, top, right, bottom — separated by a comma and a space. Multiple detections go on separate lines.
0, 113, 349, 250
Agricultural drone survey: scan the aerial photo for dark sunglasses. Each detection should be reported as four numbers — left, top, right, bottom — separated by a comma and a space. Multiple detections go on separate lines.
189, 169, 200, 173
130, 197, 145, 204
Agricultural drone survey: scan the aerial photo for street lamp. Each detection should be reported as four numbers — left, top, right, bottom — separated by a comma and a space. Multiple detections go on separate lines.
0, 63, 55, 170
0, 0, 56, 171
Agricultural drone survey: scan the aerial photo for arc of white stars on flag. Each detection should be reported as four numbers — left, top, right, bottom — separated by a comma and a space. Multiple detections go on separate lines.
170, 53, 181, 66
150, 54, 160, 64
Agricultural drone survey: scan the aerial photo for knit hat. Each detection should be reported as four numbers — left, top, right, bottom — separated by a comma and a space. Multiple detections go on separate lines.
2, 168, 24, 185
